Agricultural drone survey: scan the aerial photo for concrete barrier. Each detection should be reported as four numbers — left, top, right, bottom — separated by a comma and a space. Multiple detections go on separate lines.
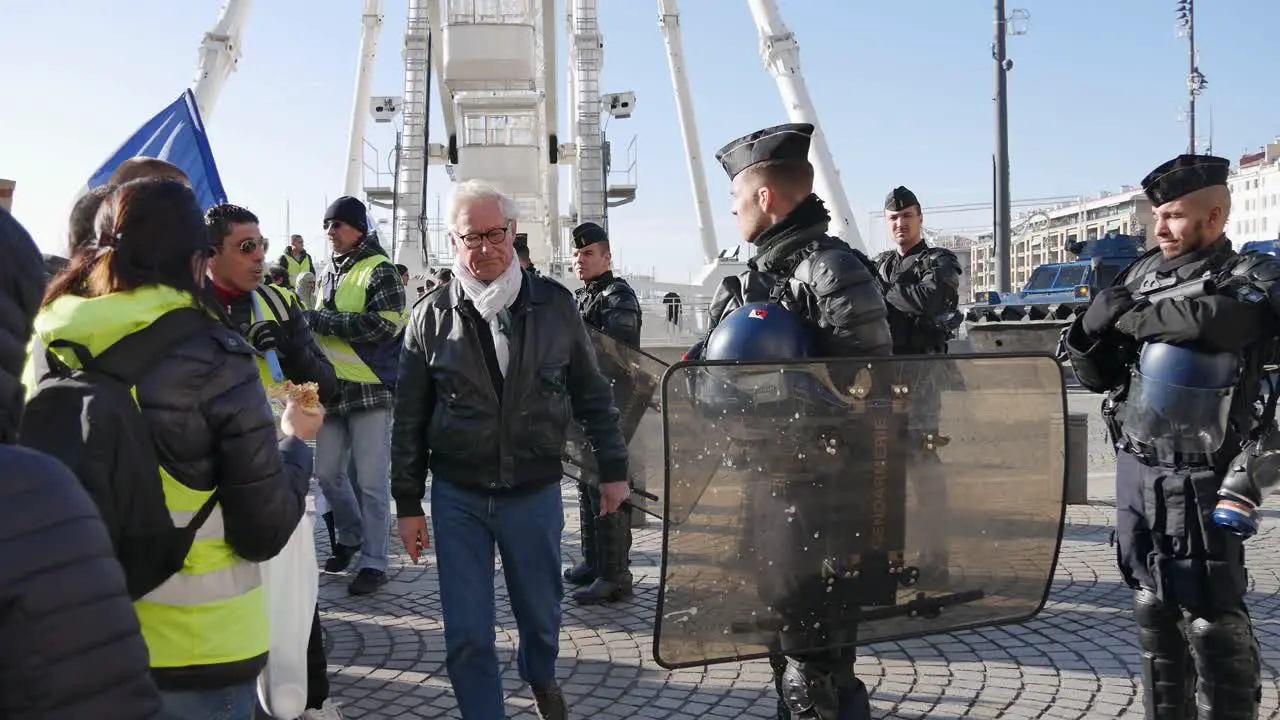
1051, 412, 1091, 504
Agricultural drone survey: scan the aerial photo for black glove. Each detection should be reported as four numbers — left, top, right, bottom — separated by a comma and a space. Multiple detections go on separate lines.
246, 320, 285, 357
1081, 286, 1137, 337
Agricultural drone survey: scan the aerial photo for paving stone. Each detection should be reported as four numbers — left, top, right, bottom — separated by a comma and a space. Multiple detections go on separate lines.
306, 480, 1280, 719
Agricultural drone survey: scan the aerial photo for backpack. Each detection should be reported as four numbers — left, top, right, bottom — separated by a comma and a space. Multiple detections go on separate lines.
19, 307, 219, 600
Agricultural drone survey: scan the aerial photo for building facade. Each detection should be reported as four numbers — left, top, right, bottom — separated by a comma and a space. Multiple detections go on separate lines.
968, 189, 1154, 296
1229, 142, 1280, 245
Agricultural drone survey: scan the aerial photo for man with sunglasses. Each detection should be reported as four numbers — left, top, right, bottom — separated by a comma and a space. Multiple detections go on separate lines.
308, 196, 407, 596
205, 203, 344, 720
206, 204, 336, 400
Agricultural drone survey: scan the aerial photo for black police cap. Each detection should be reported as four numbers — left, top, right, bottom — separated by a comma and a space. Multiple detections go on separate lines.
1141, 154, 1230, 207
715, 123, 814, 181
885, 186, 920, 212
571, 222, 608, 250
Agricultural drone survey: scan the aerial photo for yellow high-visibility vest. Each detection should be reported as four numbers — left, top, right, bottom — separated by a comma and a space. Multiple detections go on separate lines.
314, 254, 406, 384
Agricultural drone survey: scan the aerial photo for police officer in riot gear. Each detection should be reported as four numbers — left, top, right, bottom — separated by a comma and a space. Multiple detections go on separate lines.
687, 123, 891, 362
874, 187, 962, 355
1065, 154, 1280, 720
874, 186, 964, 587
566, 221, 642, 605
689, 122, 893, 720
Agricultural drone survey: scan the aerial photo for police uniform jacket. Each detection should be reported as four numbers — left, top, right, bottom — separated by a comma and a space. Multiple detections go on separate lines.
695, 194, 893, 359
873, 241, 962, 354
575, 271, 642, 348
1066, 236, 1280, 456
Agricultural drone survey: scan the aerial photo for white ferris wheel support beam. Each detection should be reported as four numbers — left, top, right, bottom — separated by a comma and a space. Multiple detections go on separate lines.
426, 0, 457, 144
343, 0, 385, 197
191, 0, 255, 122
657, 0, 719, 264
541, 0, 561, 263
745, 0, 864, 252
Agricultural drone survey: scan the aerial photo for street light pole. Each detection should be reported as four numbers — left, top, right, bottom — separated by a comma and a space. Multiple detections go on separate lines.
993, 0, 1011, 294
992, 3, 1029, 294
1176, 0, 1207, 154
1187, 1, 1195, 153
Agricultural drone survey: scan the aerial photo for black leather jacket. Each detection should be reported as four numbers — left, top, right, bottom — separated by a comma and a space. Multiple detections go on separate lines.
575, 271, 642, 347
873, 242, 963, 354
391, 272, 629, 515
690, 194, 893, 359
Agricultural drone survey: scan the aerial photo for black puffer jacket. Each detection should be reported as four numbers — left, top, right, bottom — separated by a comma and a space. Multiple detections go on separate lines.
25, 295, 312, 691
575, 271, 642, 347
391, 272, 628, 515
0, 208, 162, 719
691, 194, 893, 360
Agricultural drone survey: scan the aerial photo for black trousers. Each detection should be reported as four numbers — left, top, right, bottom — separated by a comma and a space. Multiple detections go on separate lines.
1114, 452, 1260, 719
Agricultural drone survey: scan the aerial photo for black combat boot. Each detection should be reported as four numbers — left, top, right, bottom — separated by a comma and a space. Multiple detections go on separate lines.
573, 505, 632, 605
564, 484, 598, 587
1134, 588, 1196, 719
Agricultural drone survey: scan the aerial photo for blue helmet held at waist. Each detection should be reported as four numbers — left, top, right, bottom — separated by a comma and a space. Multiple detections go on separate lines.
705, 302, 815, 361
1123, 342, 1240, 466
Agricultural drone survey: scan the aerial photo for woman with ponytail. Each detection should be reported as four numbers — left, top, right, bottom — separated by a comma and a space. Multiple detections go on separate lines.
22, 178, 322, 720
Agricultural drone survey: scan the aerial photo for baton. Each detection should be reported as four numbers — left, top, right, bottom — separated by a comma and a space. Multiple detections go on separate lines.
561, 466, 663, 520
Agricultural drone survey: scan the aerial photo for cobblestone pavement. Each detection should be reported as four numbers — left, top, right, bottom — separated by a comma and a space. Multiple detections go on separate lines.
314, 473, 1280, 719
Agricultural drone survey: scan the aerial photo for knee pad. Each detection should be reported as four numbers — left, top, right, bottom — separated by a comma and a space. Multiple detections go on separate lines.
1185, 610, 1255, 661
1134, 588, 1177, 629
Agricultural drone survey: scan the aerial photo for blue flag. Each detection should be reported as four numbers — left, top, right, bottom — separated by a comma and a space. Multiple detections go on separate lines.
87, 89, 227, 210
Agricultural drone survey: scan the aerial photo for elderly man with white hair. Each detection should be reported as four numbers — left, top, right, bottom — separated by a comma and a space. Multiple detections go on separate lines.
391, 180, 630, 719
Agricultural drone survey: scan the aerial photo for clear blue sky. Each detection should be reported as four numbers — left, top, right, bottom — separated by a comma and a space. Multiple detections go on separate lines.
2, 1, 1277, 282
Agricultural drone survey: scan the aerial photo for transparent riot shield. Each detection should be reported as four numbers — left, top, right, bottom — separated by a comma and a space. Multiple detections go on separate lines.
654, 353, 1068, 669
564, 328, 673, 519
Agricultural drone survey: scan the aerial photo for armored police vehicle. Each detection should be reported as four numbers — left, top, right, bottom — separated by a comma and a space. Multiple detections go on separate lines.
965, 232, 1145, 355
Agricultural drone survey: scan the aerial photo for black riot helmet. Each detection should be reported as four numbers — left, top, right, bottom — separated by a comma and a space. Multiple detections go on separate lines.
1123, 342, 1240, 466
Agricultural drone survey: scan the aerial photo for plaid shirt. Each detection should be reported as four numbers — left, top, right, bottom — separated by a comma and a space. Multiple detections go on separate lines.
308, 241, 406, 416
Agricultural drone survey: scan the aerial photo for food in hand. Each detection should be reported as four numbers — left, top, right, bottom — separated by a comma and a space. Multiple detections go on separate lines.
268, 381, 321, 410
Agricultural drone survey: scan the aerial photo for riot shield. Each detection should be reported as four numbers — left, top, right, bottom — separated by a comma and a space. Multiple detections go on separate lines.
654, 353, 1068, 669
563, 328, 680, 519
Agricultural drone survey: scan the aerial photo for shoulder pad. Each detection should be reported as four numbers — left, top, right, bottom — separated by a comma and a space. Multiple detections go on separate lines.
208, 326, 258, 357
921, 247, 962, 272
796, 248, 873, 297
602, 278, 639, 300
603, 292, 640, 314
1226, 251, 1280, 283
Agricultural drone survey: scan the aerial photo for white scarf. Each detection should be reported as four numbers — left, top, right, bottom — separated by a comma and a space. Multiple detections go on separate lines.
453, 255, 523, 376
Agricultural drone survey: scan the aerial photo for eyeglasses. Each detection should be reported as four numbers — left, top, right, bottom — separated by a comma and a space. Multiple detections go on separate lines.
453, 223, 511, 249
323, 219, 345, 231
237, 237, 267, 254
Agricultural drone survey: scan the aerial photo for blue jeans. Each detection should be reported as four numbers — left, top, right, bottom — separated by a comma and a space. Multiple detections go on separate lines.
315, 407, 391, 572
157, 681, 256, 720
432, 477, 565, 719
